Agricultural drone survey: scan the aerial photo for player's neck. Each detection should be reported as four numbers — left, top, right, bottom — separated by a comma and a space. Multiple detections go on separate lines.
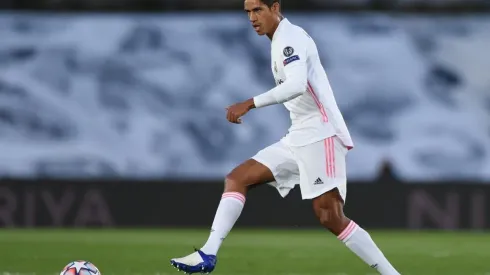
267, 16, 284, 41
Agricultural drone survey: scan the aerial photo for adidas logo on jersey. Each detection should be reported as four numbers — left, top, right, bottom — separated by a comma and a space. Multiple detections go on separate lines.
313, 178, 323, 185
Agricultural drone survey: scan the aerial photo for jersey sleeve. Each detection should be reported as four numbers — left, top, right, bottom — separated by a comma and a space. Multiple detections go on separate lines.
253, 32, 309, 108
279, 32, 308, 69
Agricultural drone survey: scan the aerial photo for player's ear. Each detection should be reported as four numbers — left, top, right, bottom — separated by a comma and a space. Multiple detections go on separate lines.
271, 2, 280, 13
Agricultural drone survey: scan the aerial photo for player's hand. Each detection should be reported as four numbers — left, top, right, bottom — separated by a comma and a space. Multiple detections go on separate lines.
226, 99, 255, 124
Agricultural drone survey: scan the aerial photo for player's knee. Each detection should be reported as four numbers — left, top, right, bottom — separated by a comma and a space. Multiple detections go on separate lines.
224, 174, 239, 189
224, 173, 248, 193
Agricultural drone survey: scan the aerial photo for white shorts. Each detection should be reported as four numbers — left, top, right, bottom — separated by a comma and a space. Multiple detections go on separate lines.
252, 135, 348, 201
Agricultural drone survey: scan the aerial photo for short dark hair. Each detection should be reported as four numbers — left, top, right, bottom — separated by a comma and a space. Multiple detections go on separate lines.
260, 0, 281, 7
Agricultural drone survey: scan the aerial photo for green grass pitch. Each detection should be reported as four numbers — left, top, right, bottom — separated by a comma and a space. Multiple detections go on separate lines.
0, 229, 489, 275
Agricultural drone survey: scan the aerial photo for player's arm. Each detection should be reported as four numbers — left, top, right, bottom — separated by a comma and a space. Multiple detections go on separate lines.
252, 38, 308, 108
225, 34, 308, 124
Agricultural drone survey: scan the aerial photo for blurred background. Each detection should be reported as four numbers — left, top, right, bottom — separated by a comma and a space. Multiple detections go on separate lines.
0, 0, 490, 274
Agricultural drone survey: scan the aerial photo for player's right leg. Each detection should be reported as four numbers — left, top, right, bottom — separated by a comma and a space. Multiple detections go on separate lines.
170, 159, 275, 274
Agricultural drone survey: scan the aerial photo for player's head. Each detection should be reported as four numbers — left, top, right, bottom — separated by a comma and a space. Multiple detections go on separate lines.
244, 0, 282, 37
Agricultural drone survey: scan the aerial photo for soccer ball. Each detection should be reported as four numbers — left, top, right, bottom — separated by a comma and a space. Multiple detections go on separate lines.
60, 261, 101, 275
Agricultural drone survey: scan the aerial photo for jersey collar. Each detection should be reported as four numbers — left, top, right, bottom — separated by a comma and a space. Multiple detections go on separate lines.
272, 18, 289, 41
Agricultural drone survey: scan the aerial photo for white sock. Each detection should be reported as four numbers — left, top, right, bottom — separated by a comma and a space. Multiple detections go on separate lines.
200, 192, 245, 255
338, 221, 400, 275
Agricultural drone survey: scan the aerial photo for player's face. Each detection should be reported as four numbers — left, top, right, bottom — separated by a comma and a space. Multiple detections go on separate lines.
244, 0, 280, 36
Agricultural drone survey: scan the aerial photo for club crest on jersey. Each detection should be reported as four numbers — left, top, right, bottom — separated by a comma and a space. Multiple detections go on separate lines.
283, 55, 300, 66
283, 46, 294, 57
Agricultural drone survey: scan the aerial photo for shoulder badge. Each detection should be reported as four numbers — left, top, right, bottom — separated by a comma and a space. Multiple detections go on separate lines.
283, 46, 294, 57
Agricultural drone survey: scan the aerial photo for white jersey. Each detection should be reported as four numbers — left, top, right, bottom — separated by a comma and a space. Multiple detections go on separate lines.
262, 18, 354, 149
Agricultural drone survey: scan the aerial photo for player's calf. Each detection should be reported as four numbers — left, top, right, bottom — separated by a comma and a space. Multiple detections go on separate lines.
312, 189, 401, 275
312, 188, 350, 235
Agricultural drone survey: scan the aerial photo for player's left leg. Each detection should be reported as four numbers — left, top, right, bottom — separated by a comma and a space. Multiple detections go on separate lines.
293, 136, 400, 275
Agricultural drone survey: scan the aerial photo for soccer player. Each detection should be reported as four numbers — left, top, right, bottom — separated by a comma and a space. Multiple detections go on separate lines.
170, 0, 401, 274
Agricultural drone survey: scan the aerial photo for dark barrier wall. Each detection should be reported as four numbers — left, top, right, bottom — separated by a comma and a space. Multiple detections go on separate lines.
0, 180, 488, 230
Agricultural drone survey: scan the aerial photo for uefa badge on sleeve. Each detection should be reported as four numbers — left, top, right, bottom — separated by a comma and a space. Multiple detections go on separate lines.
283, 46, 294, 57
